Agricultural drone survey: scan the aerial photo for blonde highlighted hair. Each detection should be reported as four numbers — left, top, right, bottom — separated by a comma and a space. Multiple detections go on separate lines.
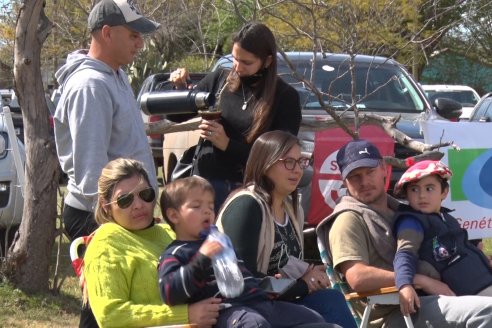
80, 158, 154, 305
94, 158, 153, 225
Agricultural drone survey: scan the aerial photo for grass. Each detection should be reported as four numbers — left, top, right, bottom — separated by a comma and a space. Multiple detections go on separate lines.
484, 239, 492, 255
0, 235, 81, 327
0, 185, 81, 327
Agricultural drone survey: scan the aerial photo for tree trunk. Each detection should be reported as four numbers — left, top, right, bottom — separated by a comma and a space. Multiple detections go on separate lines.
8, 0, 60, 293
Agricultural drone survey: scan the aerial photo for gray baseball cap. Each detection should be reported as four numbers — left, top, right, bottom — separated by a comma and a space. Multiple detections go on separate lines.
88, 0, 160, 34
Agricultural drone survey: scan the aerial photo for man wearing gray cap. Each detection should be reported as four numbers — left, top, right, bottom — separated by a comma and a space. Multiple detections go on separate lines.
52, 1, 162, 327
53, 0, 160, 242
316, 139, 492, 327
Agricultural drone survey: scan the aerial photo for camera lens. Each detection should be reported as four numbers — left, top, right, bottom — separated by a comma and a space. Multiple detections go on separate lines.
140, 90, 213, 116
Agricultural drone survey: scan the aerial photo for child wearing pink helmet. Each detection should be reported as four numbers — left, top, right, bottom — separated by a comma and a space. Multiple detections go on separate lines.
393, 160, 492, 316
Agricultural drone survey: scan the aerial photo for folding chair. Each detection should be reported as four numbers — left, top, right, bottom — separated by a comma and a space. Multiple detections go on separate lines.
321, 252, 414, 328
69, 236, 197, 328
344, 285, 414, 328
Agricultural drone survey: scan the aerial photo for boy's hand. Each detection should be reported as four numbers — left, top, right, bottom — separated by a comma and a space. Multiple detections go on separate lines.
199, 240, 223, 258
399, 285, 420, 315
188, 297, 221, 327
414, 274, 455, 296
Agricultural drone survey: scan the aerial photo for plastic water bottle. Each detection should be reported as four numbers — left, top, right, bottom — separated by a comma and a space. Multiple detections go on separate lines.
207, 225, 244, 298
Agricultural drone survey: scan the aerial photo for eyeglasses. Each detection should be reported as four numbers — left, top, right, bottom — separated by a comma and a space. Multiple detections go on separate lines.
277, 157, 312, 170
108, 187, 156, 209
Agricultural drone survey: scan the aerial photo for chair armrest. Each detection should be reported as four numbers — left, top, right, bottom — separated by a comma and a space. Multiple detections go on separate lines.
345, 286, 399, 300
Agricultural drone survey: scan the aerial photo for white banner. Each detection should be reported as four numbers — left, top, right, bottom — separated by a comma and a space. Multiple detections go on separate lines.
421, 120, 492, 239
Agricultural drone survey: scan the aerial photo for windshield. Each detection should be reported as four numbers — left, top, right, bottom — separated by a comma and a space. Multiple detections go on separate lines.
213, 54, 427, 114
278, 60, 425, 113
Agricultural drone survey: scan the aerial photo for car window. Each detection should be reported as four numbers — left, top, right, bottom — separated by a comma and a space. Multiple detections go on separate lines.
471, 97, 492, 122
426, 90, 479, 107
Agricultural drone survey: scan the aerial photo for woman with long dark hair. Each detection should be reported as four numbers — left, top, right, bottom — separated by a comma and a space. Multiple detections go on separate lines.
170, 22, 301, 210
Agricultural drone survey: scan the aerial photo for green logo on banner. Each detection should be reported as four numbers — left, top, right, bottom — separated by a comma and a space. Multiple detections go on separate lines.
448, 148, 489, 201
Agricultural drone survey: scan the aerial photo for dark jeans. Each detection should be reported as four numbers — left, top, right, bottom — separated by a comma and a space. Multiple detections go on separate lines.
79, 304, 99, 328
216, 300, 339, 328
297, 289, 358, 328
63, 204, 98, 241
64, 205, 99, 327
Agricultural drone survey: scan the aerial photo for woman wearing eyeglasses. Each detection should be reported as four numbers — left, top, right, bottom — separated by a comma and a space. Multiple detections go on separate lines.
217, 130, 357, 328
83, 158, 220, 328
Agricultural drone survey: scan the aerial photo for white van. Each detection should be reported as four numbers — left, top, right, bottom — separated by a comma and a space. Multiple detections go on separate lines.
421, 84, 480, 120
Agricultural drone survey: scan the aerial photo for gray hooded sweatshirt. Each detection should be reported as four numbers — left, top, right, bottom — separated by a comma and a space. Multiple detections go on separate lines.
54, 50, 157, 212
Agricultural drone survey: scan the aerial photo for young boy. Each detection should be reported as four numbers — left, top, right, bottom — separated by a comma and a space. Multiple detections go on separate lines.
158, 176, 334, 328
393, 160, 492, 315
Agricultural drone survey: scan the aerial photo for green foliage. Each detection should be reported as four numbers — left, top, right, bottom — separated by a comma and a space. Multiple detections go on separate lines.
128, 42, 169, 93
257, 0, 411, 55
170, 55, 216, 73
1, 0, 491, 90
484, 239, 492, 255
421, 52, 492, 94
443, 0, 492, 66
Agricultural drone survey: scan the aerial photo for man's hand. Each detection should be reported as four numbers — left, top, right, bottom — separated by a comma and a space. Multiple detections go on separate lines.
399, 285, 420, 315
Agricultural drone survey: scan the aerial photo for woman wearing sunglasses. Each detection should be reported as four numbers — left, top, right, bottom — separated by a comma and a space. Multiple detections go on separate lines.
216, 130, 357, 328
83, 158, 220, 328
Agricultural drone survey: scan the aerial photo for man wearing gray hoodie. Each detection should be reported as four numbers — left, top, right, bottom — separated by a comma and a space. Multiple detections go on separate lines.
53, 0, 160, 242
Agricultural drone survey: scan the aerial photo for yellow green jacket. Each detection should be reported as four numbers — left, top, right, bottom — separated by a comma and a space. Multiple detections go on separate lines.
84, 222, 188, 327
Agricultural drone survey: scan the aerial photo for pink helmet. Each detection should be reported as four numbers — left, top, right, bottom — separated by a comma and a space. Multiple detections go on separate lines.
394, 160, 452, 197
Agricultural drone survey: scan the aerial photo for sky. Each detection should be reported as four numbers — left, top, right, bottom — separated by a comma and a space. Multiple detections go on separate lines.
0, 0, 12, 17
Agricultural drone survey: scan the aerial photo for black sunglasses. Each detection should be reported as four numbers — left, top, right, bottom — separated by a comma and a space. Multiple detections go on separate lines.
108, 187, 156, 209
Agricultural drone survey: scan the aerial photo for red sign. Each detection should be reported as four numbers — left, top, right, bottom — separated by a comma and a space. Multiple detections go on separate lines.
307, 125, 395, 226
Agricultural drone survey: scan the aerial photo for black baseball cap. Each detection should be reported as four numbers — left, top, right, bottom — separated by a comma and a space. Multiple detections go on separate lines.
88, 0, 160, 34
337, 139, 383, 179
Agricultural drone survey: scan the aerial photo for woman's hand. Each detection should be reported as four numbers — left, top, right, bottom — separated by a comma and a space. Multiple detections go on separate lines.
300, 264, 331, 293
199, 119, 229, 151
170, 68, 190, 90
399, 285, 420, 315
188, 297, 221, 328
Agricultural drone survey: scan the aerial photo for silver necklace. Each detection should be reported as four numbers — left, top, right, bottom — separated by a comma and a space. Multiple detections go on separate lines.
241, 84, 254, 110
